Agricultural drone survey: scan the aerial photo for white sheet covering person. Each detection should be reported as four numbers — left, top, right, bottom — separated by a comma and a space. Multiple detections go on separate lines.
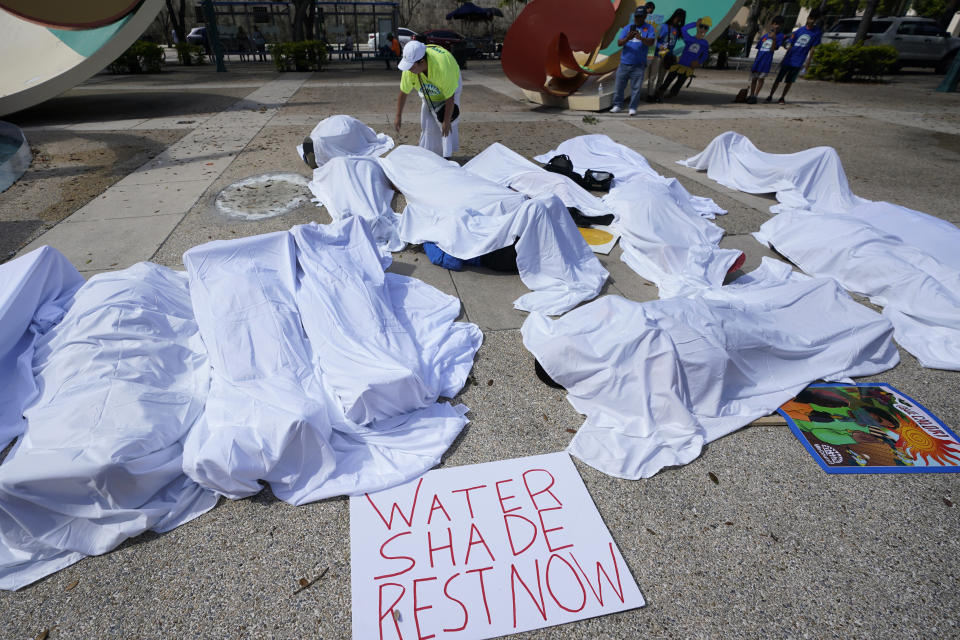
463, 142, 614, 219
535, 135, 739, 298
0, 261, 218, 591
678, 130, 867, 214
181, 217, 482, 504
0, 246, 84, 447
755, 202, 960, 371
522, 259, 899, 479
394, 40, 462, 158
307, 155, 403, 252
379, 144, 609, 315
296, 115, 394, 168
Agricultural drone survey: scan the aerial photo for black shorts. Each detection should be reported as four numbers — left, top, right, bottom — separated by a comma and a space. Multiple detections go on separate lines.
775, 64, 802, 84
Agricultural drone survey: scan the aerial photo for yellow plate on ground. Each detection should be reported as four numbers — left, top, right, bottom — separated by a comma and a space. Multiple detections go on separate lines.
579, 227, 615, 245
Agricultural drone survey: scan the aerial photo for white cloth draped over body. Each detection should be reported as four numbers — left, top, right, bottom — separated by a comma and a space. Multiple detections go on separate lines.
0, 247, 84, 446
522, 259, 899, 480
296, 115, 394, 167
683, 131, 960, 370
0, 220, 481, 589
755, 202, 960, 371
534, 135, 741, 298
181, 217, 482, 503
380, 144, 609, 315
678, 130, 867, 214
307, 155, 404, 252
0, 255, 218, 591
463, 142, 614, 219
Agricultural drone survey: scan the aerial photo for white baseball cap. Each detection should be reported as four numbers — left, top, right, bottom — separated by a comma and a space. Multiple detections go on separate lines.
398, 40, 426, 71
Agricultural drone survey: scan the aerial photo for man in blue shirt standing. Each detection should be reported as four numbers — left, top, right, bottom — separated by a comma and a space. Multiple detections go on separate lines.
611, 7, 657, 115
766, 10, 823, 104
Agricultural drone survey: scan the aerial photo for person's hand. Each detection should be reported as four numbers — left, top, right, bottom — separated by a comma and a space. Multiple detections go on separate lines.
441, 119, 452, 137
394, 114, 402, 133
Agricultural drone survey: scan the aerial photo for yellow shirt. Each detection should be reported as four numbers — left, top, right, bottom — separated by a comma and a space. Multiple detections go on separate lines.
400, 45, 460, 102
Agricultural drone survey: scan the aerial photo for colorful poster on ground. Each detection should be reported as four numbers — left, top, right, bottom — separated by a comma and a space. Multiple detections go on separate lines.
780, 383, 960, 474
349, 452, 644, 639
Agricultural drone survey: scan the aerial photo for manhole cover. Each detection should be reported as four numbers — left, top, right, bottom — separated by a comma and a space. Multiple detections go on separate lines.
215, 172, 312, 221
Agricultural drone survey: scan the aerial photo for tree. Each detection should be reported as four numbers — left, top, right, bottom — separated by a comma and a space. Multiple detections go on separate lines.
742, 0, 768, 57
165, 0, 187, 44
854, 0, 880, 44
292, 0, 312, 40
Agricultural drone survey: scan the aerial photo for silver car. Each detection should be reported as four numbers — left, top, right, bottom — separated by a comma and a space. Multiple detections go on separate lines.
822, 17, 959, 73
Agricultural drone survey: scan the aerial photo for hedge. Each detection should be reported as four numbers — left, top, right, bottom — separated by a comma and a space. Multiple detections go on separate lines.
270, 41, 327, 72
176, 43, 206, 66
806, 43, 898, 82
109, 40, 164, 74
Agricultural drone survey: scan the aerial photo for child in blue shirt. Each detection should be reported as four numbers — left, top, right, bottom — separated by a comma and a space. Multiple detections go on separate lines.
746, 16, 784, 104
646, 8, 686, 101
655, 17, 712, 101
767, 11, 823, 104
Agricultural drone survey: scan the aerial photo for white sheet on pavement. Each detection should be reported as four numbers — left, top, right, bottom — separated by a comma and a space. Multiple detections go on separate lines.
297, 115, 394, 167
0, 262, 218, 591
522, 259, 899, 480
678, 130, 868, 214
535, 135, 738, 298
380, 145, 608, 315
0, 247, 84, 447
463, 142, 613, 219
182, 217, 482, 504
307, 155, 403, 252
754, 202, 960, 371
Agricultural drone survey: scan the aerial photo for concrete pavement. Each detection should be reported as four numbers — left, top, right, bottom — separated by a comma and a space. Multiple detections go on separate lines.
1, 60, 959, 639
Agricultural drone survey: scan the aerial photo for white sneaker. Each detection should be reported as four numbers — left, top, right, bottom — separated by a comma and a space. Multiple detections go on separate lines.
610, 105, 621, 113
629, 108, 637, 116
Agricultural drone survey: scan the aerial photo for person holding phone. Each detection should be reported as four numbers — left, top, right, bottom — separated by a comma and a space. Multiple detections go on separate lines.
610, 7, 657, 116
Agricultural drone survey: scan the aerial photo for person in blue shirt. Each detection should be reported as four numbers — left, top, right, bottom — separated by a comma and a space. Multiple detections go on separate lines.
655, 17, 712, 101
746, 16, 784, 104
610, 7, 657, 115
767, 10, 823, 104
646, 8, 686, 102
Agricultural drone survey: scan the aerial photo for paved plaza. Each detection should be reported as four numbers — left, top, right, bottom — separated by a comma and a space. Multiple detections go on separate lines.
1, 58, 959, 638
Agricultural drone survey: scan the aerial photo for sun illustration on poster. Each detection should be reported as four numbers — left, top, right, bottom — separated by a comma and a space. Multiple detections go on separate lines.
894, 422, 960, 466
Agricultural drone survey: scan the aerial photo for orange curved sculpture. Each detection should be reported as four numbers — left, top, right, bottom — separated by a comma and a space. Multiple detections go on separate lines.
504, 0, 748, 98
0, 0, 142, 29
503, 0, 647, 97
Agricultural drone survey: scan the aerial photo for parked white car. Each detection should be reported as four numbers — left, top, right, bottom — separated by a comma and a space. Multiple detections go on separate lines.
822, 16, 959, 73
367, 28, 416, 49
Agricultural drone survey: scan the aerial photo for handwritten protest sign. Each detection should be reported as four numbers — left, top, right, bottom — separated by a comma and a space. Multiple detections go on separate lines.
350, 452, 644, 639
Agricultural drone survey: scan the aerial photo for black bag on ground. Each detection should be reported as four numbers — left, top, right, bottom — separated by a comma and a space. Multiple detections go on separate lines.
543, 154, 583, 185
582, 169, 613, 192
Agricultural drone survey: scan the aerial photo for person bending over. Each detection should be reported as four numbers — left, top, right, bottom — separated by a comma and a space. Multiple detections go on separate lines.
394, 40, 462, 159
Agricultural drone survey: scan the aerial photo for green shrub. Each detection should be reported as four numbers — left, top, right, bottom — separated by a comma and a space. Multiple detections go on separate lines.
807, 43, 898, 81
109, 40, 164, 73
270, 41, 327, 72
176, 42, 206, 65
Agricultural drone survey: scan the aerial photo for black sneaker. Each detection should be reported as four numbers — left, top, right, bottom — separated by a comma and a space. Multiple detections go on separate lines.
746, 95, 757, 104
765, 95, 772, 103
778, 97, 785, 104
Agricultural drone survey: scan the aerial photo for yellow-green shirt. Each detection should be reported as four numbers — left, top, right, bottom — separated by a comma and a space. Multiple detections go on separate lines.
399, 45, 460, 102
